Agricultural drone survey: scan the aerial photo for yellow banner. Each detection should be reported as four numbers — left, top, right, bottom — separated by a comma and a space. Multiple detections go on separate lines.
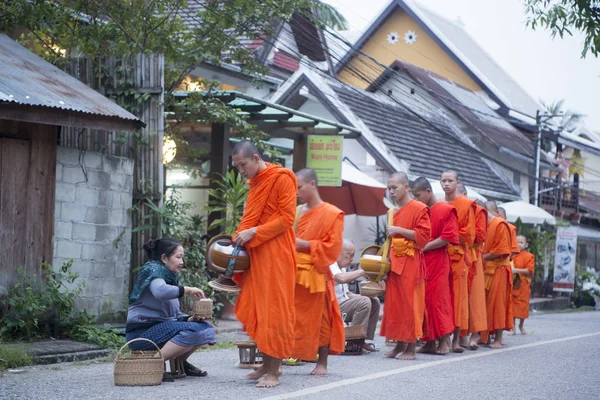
306, 135, 343, 187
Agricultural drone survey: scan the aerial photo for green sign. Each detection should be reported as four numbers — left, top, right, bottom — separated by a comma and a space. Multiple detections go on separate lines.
306, 135, 343, 187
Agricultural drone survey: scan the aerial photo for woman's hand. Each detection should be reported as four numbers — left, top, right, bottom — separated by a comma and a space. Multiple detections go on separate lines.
235, 227, 257, 246
184, 287, 205, 301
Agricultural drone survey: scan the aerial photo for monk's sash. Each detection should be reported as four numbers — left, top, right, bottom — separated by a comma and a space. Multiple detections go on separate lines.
484, 256, 511, 290
467, 245, 479, 262
295, 252, 327, 293
447, 243, 464, 262
392, 237, 415, 258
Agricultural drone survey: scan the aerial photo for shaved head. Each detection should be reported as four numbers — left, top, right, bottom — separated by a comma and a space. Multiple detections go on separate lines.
296, 168, 318, 185
390, 171, 409, 184
410, 176, 432, 191
486, 200, 498, 213
497, 207, 507, 218
443, 170, 459, 180
457, 183, 467, 195
232, 139, 262, 159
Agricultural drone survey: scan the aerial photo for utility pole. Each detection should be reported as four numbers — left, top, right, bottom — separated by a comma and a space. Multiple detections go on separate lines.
533, 110, 542, 206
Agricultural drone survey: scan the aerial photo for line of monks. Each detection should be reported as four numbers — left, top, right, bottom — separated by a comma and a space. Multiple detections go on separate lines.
229, 140, 535, 388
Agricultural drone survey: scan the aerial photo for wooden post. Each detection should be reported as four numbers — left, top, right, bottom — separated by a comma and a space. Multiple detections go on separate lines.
293, 134, 308, 172
208, 123, 230, 238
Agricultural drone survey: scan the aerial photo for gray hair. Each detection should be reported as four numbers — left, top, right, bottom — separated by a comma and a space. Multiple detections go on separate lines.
342, 239, 355, 251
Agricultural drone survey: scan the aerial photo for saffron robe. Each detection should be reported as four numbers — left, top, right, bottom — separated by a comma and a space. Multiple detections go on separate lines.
291, 202, 345, 360
507, 223, 520, 256
463, 205, 488, 335
512, 251, 535, 319
380, 200, 431, 342
422, 202, 458, 342
234, 164, 297, 359
481, 216, 514, 343
448, 196, 476, 330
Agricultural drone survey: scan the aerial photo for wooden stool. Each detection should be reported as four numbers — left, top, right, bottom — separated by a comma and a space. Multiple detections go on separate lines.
235, 341, 263, 369
342, 325, 366, 356
168, 357, 186, 379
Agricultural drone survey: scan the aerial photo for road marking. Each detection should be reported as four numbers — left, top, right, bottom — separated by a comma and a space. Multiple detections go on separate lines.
262, 331, 600, 400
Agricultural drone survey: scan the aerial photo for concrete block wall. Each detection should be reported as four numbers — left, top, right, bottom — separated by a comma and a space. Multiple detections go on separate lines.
53, 147, 134, 322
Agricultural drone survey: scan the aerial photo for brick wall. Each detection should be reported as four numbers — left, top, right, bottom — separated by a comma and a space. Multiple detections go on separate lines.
53, 147, 133, 322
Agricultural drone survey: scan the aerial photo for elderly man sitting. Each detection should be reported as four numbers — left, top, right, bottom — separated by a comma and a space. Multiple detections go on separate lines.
329, 239, 381, 353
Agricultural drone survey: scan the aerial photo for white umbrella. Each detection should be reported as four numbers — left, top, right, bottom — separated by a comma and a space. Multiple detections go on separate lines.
500, 201, 556, 225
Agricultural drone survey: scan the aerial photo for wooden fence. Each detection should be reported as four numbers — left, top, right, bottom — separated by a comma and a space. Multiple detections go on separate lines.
62, 54, 165, 289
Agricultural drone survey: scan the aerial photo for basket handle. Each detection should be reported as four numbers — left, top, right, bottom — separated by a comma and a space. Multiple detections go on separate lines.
117, 338, 163, 361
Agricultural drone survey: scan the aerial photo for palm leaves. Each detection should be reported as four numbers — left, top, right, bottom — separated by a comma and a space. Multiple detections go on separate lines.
205, 170, 249, 235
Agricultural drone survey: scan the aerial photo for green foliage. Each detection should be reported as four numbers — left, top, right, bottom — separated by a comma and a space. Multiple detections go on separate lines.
132, 190, 195, 237
514, 219, 556, 285
0, 260, 82, 340
65, 311, 125, 348
524, 0, 600, 58
206, 170, 249, 235
0, 345, 32, 371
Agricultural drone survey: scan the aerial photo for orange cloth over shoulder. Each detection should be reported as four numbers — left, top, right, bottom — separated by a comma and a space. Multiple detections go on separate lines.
481, 216, 513, 341
448, 196, 476, 330
422, 202, 458, 342
380, 200, 431, 343
512, 251, 535, 319
234, 164, 298, 359
507, 223, 520, 255
291, 202, 344, 360
464, 205, 488, 335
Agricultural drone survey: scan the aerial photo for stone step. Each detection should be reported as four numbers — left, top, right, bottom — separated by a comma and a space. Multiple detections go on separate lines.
32, 349, 112, 365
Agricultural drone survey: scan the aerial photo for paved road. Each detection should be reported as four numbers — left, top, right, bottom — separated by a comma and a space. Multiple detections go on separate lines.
2, 310, 600, 400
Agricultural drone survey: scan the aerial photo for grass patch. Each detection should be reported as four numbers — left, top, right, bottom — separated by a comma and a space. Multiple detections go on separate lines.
546, 306, 596, 314
198, 342, 236, 352
0, 345, 32, 371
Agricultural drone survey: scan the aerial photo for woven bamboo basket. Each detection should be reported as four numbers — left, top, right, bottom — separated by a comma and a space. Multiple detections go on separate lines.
359, 283, 385, 298
193, 299, 213, 320
342, 325, 366, 356
235, 340, 263, 369
114, 338, 163, 386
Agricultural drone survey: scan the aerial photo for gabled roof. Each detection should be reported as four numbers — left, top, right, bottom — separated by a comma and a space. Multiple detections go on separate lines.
179, 2, 332, 77
335, 0, 540, 119
0, 34, 143, 130
371, 60, 535, 157
271, 67, 521, 200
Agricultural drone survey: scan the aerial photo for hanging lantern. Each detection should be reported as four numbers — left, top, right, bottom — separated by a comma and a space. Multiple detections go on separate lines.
163, 137, 177, 165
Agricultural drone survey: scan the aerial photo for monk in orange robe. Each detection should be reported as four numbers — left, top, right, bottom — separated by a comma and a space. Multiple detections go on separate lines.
441, 171, 475, 353
381, 172, 431, 360
458, 184, 488, 350
509, 235, 535, 336
481, 201, 514, 349
498, 207, 520, 258
411, 177, 457, 355
232, 140, 297, 388
291, 168, 345, 375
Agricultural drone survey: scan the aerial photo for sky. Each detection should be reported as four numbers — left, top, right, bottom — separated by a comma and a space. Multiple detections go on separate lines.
323, 0, 600, 132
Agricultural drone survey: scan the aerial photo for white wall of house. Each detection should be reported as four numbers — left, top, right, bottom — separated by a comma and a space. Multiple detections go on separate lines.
53, 147, 133, 322
188, 65, 277, 99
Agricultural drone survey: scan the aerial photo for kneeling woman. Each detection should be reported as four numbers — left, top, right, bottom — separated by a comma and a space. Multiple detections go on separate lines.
126, 238, 216, 380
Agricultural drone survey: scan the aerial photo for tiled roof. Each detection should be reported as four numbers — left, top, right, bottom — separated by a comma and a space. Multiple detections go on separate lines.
272, 51, 300, 73
328, 81, 520, 198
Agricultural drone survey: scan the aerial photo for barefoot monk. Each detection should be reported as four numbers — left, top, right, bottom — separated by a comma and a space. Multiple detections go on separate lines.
232, 140, 297, 388
291, 168, 345, 376
411, 177, 457, 355
380, 172, 431, 360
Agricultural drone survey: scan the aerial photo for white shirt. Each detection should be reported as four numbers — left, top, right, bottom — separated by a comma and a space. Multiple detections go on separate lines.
329, 262, 349, 304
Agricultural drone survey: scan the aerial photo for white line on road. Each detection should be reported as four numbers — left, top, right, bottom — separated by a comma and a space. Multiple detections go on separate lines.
262, 331, 600, 400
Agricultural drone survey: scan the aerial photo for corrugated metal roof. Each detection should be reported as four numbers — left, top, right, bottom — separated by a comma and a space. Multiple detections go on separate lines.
0, 34, 142, 125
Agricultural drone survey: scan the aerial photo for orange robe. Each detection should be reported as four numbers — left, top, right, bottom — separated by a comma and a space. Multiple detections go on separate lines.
234, 164, 297, 359
463, 205, 488, 335
512, 251, 535, 319
481, 216, 514, 343
380, 200, 431, 342
422, 202, 458, 342
291, 203, 345, 360
448, 196, 476, 331
507, 223, 520, 256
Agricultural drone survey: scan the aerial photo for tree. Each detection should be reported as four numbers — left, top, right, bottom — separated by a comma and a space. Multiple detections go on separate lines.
524, 0, 600, 58
541, 99, 585, 132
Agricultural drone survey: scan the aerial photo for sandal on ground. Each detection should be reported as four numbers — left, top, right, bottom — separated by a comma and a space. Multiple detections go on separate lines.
183, 361, 208, 377
284, 358, 305, 366
364, 342, 379, 352
162, 372, 175, 382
